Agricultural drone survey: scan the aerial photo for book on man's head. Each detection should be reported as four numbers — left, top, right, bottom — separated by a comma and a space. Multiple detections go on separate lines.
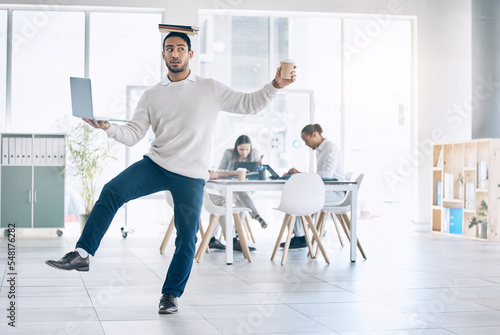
159, 24, 199, 36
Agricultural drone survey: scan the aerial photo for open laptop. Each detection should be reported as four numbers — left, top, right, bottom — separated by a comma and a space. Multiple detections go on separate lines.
263, 164, 291, 180
70, 77, 129, 122
233, 161, 259, 172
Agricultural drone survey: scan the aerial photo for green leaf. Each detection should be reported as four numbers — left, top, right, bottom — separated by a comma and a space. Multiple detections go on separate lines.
66, 123, 116, 215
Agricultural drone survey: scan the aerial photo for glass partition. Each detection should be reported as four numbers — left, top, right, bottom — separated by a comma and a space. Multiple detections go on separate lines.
210, 90, 314, 175
0, 10, 6, 132
343, 19, 412, 208
11, 10, 85, 132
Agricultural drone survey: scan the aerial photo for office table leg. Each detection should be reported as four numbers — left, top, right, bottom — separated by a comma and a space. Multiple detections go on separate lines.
225, 187, 234, 265
350, 187, 358, 263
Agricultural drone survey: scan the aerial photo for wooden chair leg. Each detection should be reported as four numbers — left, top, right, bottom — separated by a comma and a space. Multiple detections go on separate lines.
196, 215, 219, 262
234, 214, 251, 262
337, 214, 367, 260
331, 213, 344, 247
309, 212, 324, 257
281, 215, 296, 265
336, 214, 350, 241
341, 213, 367, 260
300, 216, 315, 259
198, 218, 209, 254
218, 228, 224, 242
305, 216, 330, 264
313, 212, 329, 259
271, 214, 291, 261
160, 216, 176, 254
198, 218, 205, 239
244, 213, 256, 243
311, 212, 343, 259
356, 239, 367, 260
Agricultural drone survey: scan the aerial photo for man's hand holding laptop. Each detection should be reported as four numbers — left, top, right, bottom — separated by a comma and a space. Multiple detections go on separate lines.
82, 118, 110, 130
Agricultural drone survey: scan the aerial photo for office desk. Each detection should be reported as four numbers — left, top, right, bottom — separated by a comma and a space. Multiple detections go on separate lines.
206, 179, 358, 265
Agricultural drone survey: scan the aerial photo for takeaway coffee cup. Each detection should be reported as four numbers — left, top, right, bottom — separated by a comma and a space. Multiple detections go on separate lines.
280, 59, 295, 79
237, 168, 246, 181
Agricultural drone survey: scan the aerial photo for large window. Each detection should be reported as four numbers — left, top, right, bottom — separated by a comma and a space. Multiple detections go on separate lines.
89, 12, 161, 121
0, 10, 6, 132
343, 19, 412, 209
88, 11, 161, 183
11, 10, 85, 132
200, 12, 343, 174
200, 10, 414, 215
5, 9, 162, 135
1, 7, 163, 228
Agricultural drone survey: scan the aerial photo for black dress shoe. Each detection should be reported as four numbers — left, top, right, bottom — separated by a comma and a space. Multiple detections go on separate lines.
209, 238, 226, 250
233, 240, 256, 252
159, 293, 178, 314
279, 236, 307, 249
45, 251, 90, 271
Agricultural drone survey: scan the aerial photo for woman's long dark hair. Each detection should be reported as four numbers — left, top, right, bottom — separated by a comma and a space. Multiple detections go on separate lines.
233, 135, 253, 161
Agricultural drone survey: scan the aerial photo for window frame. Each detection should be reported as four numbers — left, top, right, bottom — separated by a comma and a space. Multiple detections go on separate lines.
0, 4, 164, 132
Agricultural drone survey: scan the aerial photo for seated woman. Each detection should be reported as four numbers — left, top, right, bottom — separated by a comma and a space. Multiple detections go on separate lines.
282, 123, 348, 249
208, 135, 267, 251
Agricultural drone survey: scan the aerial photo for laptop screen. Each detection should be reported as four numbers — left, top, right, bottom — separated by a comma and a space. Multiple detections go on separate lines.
70, 77, 94, 119
233, 161, 259, 172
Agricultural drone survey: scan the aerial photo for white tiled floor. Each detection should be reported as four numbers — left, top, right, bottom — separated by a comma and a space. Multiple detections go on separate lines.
1, 209, 500, 335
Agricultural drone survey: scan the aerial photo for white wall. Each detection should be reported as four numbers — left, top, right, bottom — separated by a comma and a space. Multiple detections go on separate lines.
5, 0, 473, 227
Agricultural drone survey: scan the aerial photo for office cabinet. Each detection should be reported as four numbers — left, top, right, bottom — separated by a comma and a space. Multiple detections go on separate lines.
431, 139, 500, 241
0, 133, 65, 234
1, 166, 32, 228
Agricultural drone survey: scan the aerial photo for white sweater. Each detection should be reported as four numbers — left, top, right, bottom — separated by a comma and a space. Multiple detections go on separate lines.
105, 71, 278, 180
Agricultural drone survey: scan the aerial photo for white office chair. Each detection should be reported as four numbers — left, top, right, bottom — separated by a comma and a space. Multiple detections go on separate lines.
312, 172, 353, 248
271, 173, 328, 265
195, 189, 252, 262
315, 174, 367, 260
159, 191, 208, 255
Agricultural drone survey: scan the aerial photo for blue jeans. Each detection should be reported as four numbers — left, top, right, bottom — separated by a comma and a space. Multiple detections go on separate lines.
76, 156, 205, 297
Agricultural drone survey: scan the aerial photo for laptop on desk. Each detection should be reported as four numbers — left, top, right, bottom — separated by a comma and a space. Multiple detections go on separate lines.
263, 164, 290, 180
264, 165, 338, 181
233, 161, 259, 172
70, 77, 129, 122
230, 161, 259, 179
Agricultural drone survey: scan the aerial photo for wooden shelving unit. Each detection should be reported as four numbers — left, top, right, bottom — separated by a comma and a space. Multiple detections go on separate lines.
432, 139, 500, 241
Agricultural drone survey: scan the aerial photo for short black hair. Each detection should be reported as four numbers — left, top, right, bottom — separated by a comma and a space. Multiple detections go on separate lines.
163, 32, 191, 51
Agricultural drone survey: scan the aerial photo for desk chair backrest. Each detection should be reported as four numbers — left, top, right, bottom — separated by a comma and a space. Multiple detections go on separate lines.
203, 188, 250, 216
203, 188, 226, 216
277, 173, 325, 216
333, 174, 364, 209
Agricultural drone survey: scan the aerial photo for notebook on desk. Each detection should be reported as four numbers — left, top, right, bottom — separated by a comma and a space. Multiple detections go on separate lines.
70, 77, 129, 122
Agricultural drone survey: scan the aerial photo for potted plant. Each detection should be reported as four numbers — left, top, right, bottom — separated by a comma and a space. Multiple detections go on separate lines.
468, 200, 487, 239
66, 122, 115, 231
